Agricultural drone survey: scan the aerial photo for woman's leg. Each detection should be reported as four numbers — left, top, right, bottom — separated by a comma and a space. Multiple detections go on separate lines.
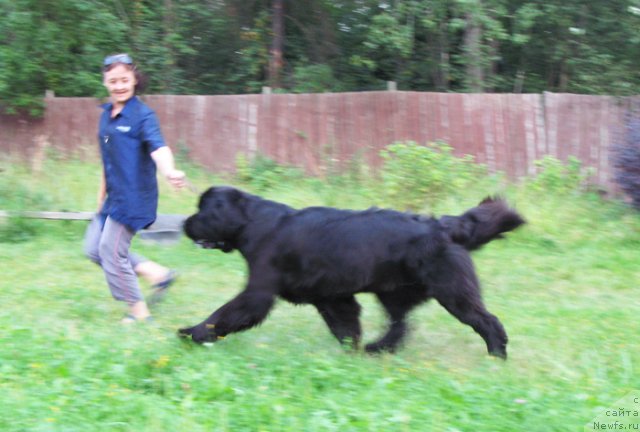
83, 216, 104, 265
134, 260, 173, 285
85, 215, 174, 316
85, 215, 150, 272
98, 217, 151, 320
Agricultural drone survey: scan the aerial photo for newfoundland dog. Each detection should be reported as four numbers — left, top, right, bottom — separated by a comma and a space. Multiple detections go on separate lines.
180, 186, 524, 358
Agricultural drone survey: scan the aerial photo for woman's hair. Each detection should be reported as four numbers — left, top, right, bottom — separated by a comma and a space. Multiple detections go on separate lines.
103, 54, 148, 94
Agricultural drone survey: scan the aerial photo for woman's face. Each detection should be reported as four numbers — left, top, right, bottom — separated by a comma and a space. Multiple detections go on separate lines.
103, 64, 137, 106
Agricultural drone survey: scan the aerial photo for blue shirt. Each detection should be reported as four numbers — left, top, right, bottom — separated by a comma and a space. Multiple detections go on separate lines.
98, 96, 166, 231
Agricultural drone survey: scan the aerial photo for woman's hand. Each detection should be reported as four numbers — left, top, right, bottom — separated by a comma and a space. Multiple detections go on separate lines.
151, 147, 186, 189
166, 169, 186, 189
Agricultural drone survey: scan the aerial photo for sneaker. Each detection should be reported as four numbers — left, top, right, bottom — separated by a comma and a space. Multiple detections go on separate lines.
121, 314, 155, 325
147, 270, 178, 306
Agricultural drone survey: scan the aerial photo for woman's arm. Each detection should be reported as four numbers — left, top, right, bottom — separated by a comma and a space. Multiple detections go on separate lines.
151, 146, 186, 189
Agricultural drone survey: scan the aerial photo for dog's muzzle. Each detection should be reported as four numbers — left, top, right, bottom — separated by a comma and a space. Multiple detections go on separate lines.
195, 239, 226, 249
195, 239, 234, 252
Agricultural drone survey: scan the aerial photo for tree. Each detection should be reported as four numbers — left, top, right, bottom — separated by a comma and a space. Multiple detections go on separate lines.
1, 0, 640, 116
268, 0, 284, 88
0, 0, 126, 114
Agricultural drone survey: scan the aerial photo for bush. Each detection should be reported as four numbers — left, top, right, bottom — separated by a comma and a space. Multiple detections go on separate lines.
527, 155, 593, 195
379, 141, 487, 211
612, 114, 640, 210
235, 153, 305, 193
291, 64, 342, 93
0, 174, 51, 242
0, 216, 40, 243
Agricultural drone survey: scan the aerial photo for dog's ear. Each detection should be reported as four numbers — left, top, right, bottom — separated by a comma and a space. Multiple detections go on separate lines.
227, 188, 247, 207
198, 187, 217, 209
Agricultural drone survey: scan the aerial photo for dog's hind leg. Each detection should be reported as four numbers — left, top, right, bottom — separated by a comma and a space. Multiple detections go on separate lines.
315, 296, 362, 349
178, 289, 275, 343
365, 290, 423, 353
430, 247, 508, 359
436, 294, 508, 359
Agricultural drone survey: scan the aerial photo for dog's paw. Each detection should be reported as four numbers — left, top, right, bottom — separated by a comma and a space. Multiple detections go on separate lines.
177, 326, 193, 339
364, 342, 396, 354
489, 347, 507, 360
177, 325, 216, 344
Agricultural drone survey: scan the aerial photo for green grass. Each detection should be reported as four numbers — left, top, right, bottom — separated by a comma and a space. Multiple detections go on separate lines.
0, 156, 639, 431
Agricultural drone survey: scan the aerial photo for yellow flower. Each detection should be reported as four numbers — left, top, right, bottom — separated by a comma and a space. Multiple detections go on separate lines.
154, 355, 170, 368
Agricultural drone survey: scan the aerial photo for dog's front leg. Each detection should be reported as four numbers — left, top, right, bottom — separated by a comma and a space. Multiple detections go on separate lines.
178, 289, 275, 344
178, 300, 235, 343
314, 296, 362, 349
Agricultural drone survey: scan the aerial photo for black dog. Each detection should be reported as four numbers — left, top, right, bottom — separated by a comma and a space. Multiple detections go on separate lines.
180, 186, 524, 358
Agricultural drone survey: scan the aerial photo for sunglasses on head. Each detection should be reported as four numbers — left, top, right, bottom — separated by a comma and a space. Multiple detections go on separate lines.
103, 53, 134, 68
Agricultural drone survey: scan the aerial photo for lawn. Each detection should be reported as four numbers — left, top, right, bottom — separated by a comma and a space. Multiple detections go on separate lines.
0, 155, 639, 431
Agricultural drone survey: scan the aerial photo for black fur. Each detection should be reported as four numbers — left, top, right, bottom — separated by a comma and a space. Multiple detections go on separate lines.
180, 186, 524, 358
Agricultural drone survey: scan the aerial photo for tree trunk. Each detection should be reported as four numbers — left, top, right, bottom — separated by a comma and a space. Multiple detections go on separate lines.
433, 22, 450, 91
163, 0, 175, 92
463, 11, 484, 92
269, 0, 284, 88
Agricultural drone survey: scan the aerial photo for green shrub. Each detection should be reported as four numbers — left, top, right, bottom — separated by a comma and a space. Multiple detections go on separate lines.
0, 216, 40, 243
528, 156, 593, 194
0, 177, 53, 211
235, 153, 305, 193
379, 141, 487, 211
291, 64, 342, 93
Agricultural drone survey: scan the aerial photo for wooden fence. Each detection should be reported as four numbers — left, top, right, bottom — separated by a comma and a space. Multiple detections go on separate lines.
1, 91, 635, 191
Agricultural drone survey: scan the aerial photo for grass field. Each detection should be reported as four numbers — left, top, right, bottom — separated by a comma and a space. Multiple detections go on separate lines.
1, 156, 639, 431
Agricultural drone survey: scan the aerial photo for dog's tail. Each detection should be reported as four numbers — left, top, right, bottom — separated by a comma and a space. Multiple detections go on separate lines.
439, 197, 525, 251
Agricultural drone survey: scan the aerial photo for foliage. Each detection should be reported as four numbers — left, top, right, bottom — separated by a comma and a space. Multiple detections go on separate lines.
379, 141, 487, 211
0, 0, 127, 114
235, 152, 305, 193
3, 0, 640, 114
0, 173, 53, 211
235, 144, 602, 214
291, 64, 341, 93
0, 216, 41, 243
0, 168, 52, 242
528, 155, 593, 195
351, 11, 414, 83
612, 112, 640, 210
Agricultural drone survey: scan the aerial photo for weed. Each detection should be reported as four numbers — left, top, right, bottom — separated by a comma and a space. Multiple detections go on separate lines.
527, 155, 593, 195
379, 141, 488, 211
235, 152, 305, 193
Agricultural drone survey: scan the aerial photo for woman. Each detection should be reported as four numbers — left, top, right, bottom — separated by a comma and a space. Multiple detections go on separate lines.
84, 53, 186, 323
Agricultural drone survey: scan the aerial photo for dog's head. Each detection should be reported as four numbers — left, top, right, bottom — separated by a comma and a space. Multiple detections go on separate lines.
183, 186, 250, 253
